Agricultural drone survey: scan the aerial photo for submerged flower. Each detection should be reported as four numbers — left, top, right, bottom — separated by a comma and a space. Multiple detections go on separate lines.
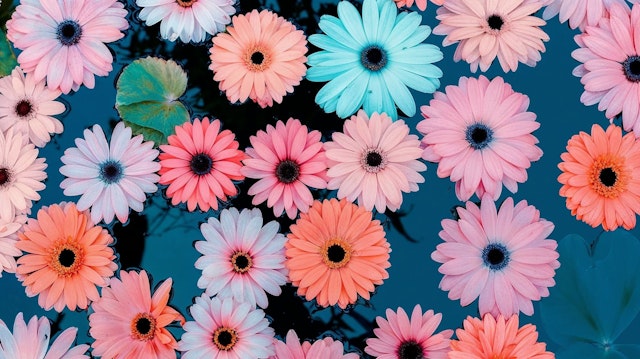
89, 270, 184, 359
195, 207, 288, 309
159, 117, 245, 212
434, 0, 549, 72
0, 214, 26, 278
241, 118, 328, 219
325, 110, 425, 212
306, 0, 443, 120
0, 313, 89, 358
558, 124, 640, 230
179, 295, 275, 359
6, 0, 128, 94
137, 0, 236, 43
15, 202, 117, 312
270, 330, 359, 359
418, 76, 542, 201
393, 0, 444, 11
210, 9, 308, 108
285, 198, 391, 309
365, 305, 453, 359
0, 67, 65, 148
543, 0, 634, 30
431, 196, 559, 317
60, 122, 160, 225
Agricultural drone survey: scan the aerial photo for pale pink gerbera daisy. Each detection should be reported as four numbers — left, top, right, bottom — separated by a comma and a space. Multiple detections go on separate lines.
270, 330, 359, 359
0, 214, 26, 278
0, 67, 65, 148
89, 270, 185, 359
418, 76, 542, 201
60, 122, 160, 224
543, 0, 637, 30
431, 196, 559, 317
365, 305, 453, 359
0, 313, 89, 358
6, 0, 129, 94
433, 0, 549, 72
179, 295, 275, 359
242, 118, 328, 219
324, 110, 425, 213
394, 0, 444, 11
195, 207, 288, 309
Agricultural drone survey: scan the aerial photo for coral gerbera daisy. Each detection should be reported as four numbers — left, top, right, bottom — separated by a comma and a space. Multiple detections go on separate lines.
285, 198, 391, 309
306, 0, 443, 120
0, 67, 65, 148
365, 305, 453, 359
393, 0, 444, 11
418, 76, 543, 202
137, 0, 236, 43
431, 196, 559, 317
449, 314, 554, 359
59, 122, 160, 224
209, 9, 308, 108
270, 329, 359, 359
241, 118, 328, 219
89, 270, 185, 359
179, 294, 275, 359
433, 0, 549, 72
6, 0, 128, 94
0, 214, 26, 278
195, 207, 288, 309
15, 202, 117, 312
558, 124, 640, 230
158, 117, 245, 212
0, 313, 89, 358
543, 0, 634, 30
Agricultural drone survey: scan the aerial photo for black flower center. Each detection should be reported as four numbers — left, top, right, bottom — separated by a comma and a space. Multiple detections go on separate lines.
487, 14, 504, 30
482, 243, 510, 270
623, 56, 640, 82
362, 149, 386, 173
0, 168, 10, 185
136, 317, 152, 335
361, 45, 387, 71
397, 341, 424, 359
190, 153, 213, 176
58, 248, 76, 267
466, 123, 494, 150
251, 51, 265, 65
275, 160, 300, 184
15, 100, 33, 117
366, 152, 383, 167
56, 20, 83, 46
130, 313, 156, 341
327, 244, 346, 263
99, 160, 124, 184
213, 327, 238, 351
231, 251, 253, 274
599, 167, 617, 187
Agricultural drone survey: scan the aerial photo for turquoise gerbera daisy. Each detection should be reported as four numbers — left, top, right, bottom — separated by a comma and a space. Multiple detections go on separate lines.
306, 0, 443, 120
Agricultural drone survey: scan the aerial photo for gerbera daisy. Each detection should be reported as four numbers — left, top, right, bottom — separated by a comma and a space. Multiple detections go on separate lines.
15, 202, 118, 312
449, 314, 554, 359
0, 313, 89, 358
137, 0, 236, 43
365, 305, 453, 359
417, 76, 543, 201
306, 0, 443, 120
325, 110, 425, 212
0, 67, 65, 148
270, 329, 359, 359
6, 0, 129, 94
241, 118, 328, 219
285, 198, 391, 309
543, 0, 635, 30
558, 124, 640, 230
179, 294, 275, 359
59, 122, 160, 224
209, 9, 308, 108
158, 117, 245, 212
431, 196, 559, 317
195, 207, 288, 309
89, 270, 185, 359
433, 0, 549, 72
393, 0, 444, 11
0, 214, 26, 278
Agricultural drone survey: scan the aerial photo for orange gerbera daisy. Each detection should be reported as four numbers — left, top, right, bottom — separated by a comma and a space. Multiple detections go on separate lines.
449, 314, 554, 359
15, 202, 117, 312
285, 198, 391, 309
558, 124, 640, 231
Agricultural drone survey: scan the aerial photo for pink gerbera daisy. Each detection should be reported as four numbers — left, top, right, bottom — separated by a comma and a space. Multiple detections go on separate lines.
431, 196, 559, 317
543, 0, 635, 30
195, 207, 288, 309
0, 214, 26, 278
159, 117, 245, 212
433, 0, 549, 72
418, 76, 543, 201
324, 110, 425, 213
179, 294, 275, 359
241, 118, 328, 219
6, 0, 129, 94
89, 270, 185, 359
393, 0, 444, 11
270, 330, 359, 359
365, 305, 453, 359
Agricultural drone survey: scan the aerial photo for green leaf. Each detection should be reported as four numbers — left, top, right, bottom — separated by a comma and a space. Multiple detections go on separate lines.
0, 28, 17, 77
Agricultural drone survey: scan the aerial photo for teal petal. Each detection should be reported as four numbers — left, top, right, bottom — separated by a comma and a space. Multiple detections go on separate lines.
336, 72, 369, 118
318, 15, 361, 51
389, 64, 438, 93
382, 69, 415, 117
307, 51, 359, 68
386, 12, 424, 51
308, 34, 353, 53
363, 73, 384, 115
392, 45, 443, 65
337, 0, 367, 47
375, 0, 397, 44
315, 66, 364, 109
362, 0, 379, 44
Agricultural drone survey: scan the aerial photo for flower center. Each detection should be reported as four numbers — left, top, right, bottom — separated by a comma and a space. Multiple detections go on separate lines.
482, 243, 510, 271
361, 149, 387, 173
361, 45, 387, 71
275, 160, 300, 184
397, 340, 424, 359
15, 100, 33, 118
487, 14, 504, 30
466, 123, 493, 150
176, 0, 197, 7
244, 46, 272, 72
131, 313, 156, 341
190, 153, 213, 176
589, 155, 628, 198
99, 160, 124, 184
49, 239, 85, 277
230, 251, 253, 274
0, 168, 11, 186
56, 20, 83, 46
212, 327, 238, 351
322, 238, 352, 269
623, 56, 640, 82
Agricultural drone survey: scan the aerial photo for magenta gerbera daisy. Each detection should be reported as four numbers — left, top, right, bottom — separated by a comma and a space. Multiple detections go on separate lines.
324, 110, 425, 213
431, 196, 559, 317
270, 330, 359, 359
241, 118, 328, 219
195, 207, 288, 309
418, 75, 542, 201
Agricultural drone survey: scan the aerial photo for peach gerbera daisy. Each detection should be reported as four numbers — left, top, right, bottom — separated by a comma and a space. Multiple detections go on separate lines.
15, 202, 117, 312
394, 0, 444, 11
558, 124, 640, 231
285, 198, 391, 309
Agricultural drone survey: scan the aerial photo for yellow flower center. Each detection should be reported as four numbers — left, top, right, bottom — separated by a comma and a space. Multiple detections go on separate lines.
589, 154, 628, 198
321, 238, 352, 269
49, 238, 85, 277
212, 327, 238, 351
131, 313, 157, 341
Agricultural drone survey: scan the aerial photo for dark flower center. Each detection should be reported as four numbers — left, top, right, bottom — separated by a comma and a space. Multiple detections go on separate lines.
599, 167, 617, 187
466, 123, 494, 150
362, 149, 386, 173
58, 248, 76, 267
99, 160, 124, 184
56, 20, 83, 46
623, 56, 640, 82
0, 168, 10, 186
251, 51, 265, 65
275, 160, 300, 184
361, 45, 388, 71
327, 244, 346, 263
487, 14, 504, 30
136, 317, 152, 335
366, 152, 383, 167
213, 327, 238, 351
397, 340, 424, 359
15, 100, 33, 117
482, 243, 510, 270
131, 313, 156, 341
190, 153, 213, 175
231, 251, 252, 274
